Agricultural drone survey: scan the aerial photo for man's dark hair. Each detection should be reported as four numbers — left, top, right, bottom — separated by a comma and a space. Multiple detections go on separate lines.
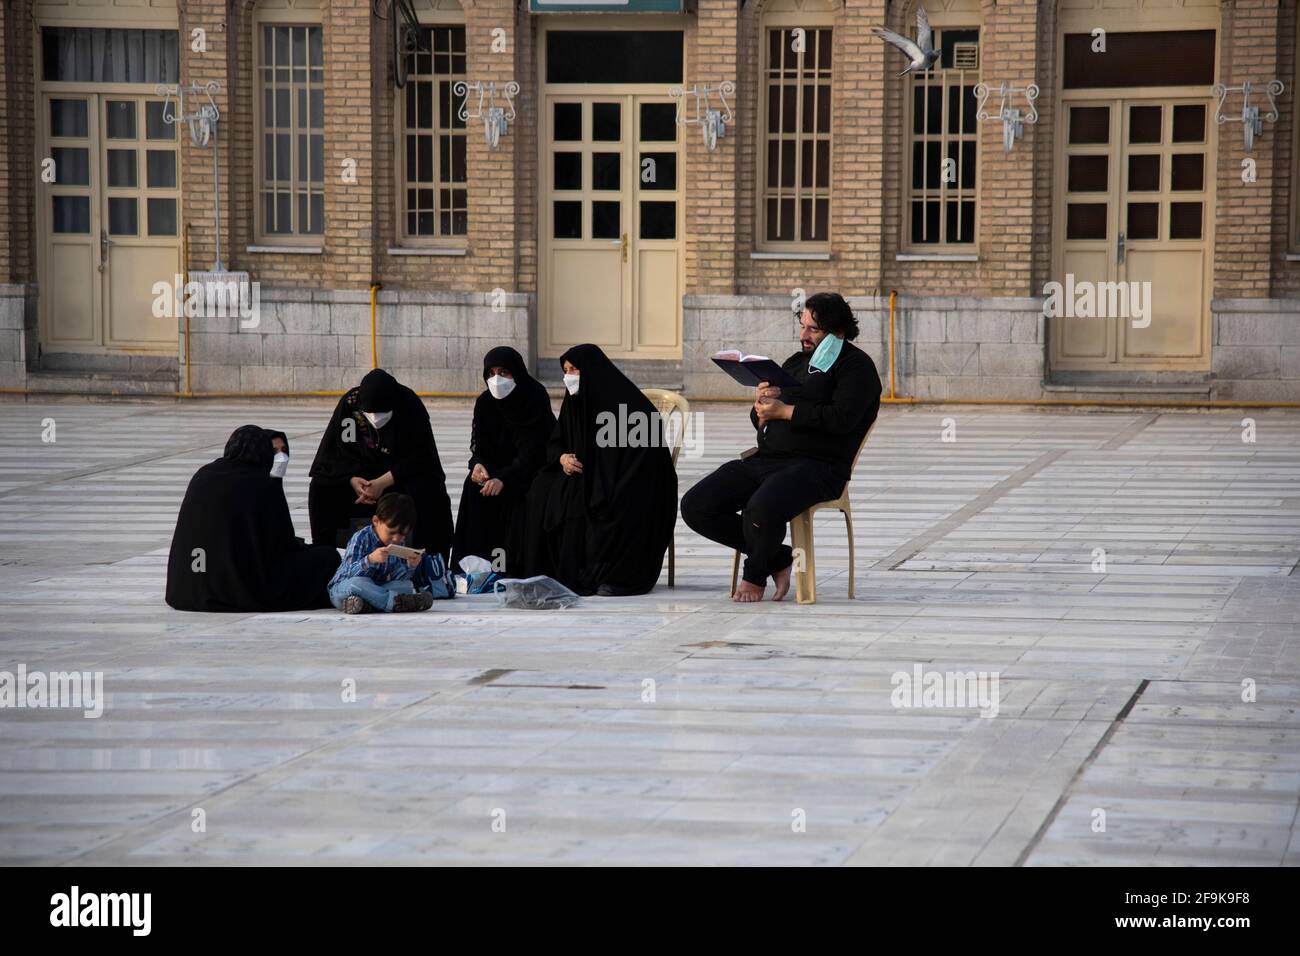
374, 492, 417, 532
804, 292, 859, 341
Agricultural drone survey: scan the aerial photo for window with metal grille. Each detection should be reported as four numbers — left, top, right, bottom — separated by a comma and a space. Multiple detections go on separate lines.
762, 27, 832, 246
401, 26, 467, 240
907, 28, 979, 246
257, 24, 324, 240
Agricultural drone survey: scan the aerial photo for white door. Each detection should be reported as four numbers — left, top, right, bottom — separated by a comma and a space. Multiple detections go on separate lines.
1052, 96, 1214, 370
41, 92, 182, 351
540, 93, 683, 359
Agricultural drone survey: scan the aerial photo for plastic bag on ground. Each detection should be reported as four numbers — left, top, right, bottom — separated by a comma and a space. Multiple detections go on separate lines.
492, 575, 580, 610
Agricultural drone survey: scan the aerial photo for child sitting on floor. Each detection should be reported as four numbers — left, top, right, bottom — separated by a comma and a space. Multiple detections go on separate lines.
329, 493, 440, 614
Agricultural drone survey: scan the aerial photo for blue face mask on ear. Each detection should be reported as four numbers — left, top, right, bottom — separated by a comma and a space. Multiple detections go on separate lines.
809, 333, 843, 373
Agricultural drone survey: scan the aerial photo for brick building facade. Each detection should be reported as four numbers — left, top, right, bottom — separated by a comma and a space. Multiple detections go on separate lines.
2, 0, 1298, 401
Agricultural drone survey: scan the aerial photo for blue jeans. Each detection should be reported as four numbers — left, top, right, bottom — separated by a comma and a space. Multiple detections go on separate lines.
329, 576, 415, 612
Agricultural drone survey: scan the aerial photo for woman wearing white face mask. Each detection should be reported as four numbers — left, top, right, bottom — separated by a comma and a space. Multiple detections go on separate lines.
450, 346, 556, 575
167, 425, 340, 612
308, 368, 454, 559
522, 344, 678, 596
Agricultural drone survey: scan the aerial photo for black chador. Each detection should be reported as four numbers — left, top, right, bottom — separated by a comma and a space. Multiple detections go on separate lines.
450, 346, 556, 575
166, 425, 341, 612
307, 369, 454, 558
524, 344, 678, 596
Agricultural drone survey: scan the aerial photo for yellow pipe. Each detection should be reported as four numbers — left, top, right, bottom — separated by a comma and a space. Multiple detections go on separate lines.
182, 222, 192, 397
888, 290, 897, 401
369, 283, 382, 369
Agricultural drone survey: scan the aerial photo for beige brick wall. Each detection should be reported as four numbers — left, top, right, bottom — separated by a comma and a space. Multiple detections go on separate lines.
4, 1, 1300, 334
1, 1, 36, 287
1267, 0, 1298, 295
1215, 0, 1282, 297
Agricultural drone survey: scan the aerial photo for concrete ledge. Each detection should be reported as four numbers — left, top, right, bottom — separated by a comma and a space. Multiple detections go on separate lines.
1213, 298, 1300, 313
387, 247, 468, 256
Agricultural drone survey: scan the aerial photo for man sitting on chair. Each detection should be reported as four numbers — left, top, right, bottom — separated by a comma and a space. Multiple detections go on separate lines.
682, 292, 882, 602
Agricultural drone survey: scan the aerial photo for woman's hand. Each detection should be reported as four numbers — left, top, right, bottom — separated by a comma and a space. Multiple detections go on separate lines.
480, 478, 504, 497
351, 476, 377, 504
368, 471, 395, 497
560, 453, 584, 476
470, 463, 489, 485
367, 546, 390, 564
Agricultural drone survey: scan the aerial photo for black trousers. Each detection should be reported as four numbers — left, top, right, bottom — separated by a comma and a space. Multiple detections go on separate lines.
681, 455, 844, 586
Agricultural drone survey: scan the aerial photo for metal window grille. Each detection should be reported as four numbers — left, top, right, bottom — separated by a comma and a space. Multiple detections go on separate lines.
259, 24, 325, 237
909, 28, 980, 245
402, 26, 467, 239
763, 27, 832, 245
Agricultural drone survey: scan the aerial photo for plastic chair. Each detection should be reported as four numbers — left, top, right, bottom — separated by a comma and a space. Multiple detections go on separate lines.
642, 388, 690, 587
730, 418, 877, 604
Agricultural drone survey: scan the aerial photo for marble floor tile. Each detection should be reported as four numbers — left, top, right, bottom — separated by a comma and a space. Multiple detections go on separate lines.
2, 401, 1298, 865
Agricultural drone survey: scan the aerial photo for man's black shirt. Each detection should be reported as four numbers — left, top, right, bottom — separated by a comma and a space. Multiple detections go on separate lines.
748, 340, 882, 482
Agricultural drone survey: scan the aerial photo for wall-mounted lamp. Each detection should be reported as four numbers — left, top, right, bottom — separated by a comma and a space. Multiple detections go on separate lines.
157, 81, 226, 271
455, 80, 520, 150
670, 81, 735, 152
975, 81, 1039, 152
1213, 80, 1284, 152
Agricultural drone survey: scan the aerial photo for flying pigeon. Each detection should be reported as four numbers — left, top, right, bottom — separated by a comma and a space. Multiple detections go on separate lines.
872, 6, 941, 77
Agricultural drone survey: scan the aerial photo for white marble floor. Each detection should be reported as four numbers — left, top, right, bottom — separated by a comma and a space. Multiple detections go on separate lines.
0, 399, 1297, 865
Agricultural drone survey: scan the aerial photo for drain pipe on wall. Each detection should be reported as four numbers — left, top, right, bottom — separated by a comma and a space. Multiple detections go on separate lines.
369, 283, 382, 369
888, 290, 898, 401
182, 222, 193, 397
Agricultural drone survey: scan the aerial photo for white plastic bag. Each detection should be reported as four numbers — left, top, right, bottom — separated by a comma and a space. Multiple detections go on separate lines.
492, 575, 580, 610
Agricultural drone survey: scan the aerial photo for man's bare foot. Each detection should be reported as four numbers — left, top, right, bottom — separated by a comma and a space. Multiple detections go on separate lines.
732, 580, 765, 603
771, 564, 792, 602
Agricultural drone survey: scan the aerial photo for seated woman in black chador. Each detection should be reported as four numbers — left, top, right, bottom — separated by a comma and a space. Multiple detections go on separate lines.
166, 425, 341, 612
450, 346, 556, 575
523, 343, 678, 596
307, 368, 454, 559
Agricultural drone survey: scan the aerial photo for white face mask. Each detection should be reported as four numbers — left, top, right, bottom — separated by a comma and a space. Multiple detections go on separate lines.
563, 373, 580, 396
270, 451, 290, 479
487, 375, 516, 400
363, 410, 393, 430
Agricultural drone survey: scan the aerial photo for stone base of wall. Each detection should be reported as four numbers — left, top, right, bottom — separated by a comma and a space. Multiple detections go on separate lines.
4, 285, 1296, 403
186, 288, 534, 394
684, 294, 1300, 403
686, 293, 1045, 400
1211, 299, 1300, 402
0, 284, 30, 389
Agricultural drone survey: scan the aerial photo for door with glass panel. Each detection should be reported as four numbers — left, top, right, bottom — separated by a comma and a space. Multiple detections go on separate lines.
540, 95, 683, 358
41, 93, 181, 350
1053, 97, 1213, 370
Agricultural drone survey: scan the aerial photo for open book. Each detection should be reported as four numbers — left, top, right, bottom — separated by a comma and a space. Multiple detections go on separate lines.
711, 349, 800, 388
